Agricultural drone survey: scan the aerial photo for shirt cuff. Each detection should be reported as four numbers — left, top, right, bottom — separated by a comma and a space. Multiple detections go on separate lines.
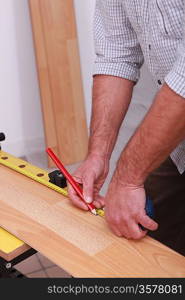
93, 62, 140, 82
165, 71, 185, 98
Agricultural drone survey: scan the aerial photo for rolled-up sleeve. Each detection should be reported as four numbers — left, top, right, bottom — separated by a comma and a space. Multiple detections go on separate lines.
93, 0, 144, 82
165, 2, 185, 98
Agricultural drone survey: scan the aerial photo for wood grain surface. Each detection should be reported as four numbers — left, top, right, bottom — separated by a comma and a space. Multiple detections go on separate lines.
0, 165, 185, 277
29, 0, 88, 166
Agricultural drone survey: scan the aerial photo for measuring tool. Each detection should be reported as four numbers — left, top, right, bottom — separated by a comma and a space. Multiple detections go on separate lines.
0, 149, 104, 215
0, 134, 104, 217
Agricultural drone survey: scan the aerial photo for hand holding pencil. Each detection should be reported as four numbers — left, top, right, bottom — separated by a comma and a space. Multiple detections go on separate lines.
46, 148, 97, 215
67, 154, 108, 211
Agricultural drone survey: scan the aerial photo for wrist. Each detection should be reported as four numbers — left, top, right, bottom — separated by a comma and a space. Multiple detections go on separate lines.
86, 151, 110, 163
88, 131, 118, 162
114, 153, 146, 187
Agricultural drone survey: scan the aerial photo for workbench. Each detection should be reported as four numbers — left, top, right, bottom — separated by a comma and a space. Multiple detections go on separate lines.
0, 164, 185, 277
0, 227, 36, 277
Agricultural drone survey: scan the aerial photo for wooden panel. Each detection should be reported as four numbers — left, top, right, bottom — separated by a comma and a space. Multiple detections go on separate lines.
29, 0, 88, 166
0, 165, 185, 277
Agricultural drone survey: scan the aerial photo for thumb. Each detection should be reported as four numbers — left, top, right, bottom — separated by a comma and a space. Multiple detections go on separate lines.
82, 173, 95, 204
138, 214, 158, 231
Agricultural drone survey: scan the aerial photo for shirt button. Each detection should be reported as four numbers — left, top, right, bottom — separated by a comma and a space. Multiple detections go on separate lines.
158, 79, 162, 85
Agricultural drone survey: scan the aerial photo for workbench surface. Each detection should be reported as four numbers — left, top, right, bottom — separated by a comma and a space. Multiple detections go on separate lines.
0, 165, 185, 277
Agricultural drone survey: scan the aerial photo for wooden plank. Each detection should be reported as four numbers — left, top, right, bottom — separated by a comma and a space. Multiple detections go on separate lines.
29, 0, 59, 164
29, 0, 88, 166
0, 228, 30, 262
0, 164, 185, 277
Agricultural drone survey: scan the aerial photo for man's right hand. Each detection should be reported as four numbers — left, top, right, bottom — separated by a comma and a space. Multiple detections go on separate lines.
68, 154, 109, 210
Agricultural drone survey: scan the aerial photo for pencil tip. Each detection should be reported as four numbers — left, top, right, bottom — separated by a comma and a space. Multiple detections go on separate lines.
91, 209, 97, 215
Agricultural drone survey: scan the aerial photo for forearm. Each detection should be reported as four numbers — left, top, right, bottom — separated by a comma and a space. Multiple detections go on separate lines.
88, 75, 135, 160
115, 83, 185, 186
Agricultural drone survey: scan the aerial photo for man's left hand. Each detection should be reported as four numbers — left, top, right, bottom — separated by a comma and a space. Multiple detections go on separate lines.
104, 174, 158, 239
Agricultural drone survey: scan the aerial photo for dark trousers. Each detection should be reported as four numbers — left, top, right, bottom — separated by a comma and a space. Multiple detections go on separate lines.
144, 157, 185, 256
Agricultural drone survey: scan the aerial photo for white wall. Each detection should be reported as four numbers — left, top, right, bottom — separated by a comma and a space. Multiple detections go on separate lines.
74, 0, 96, 125
0, 0, 44, 157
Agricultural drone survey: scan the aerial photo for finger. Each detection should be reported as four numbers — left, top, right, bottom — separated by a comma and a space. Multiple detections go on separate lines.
104, 208, 121, 236
67, 183, 88, 211
82, 172, 96, 204
93, 195, 105, 208
126, 222, 147, 240
138, 215, 158, 231
105, 209, 131, 238
72, 175, 83, 185
116, 221, 132, 239
107, 223, 123, 237
67, 174, 83, 200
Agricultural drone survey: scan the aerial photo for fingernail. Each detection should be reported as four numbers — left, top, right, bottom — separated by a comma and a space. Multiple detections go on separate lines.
84, 196, 92, 203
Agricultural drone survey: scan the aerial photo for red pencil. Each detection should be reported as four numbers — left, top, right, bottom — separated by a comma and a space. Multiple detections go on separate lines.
46, 148, 97, 215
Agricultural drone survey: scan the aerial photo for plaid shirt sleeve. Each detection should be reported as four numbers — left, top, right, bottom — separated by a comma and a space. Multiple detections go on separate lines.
93, 0, 144, 82
165, 0, 185, 98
